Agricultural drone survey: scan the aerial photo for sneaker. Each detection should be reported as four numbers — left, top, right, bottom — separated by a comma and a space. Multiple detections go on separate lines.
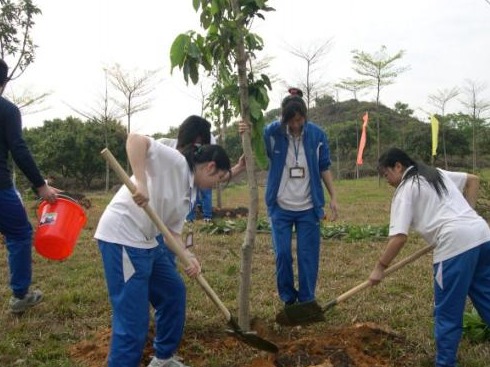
147, 356, 190, 367
203, 218, 212, 223
9, 289, 43, 314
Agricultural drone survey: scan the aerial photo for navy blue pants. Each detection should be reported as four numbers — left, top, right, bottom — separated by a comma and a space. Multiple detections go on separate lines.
433, 241, 490, 367
98, 236, 186, 367
269, 206, 320, 304
186, 188, 212, 221
0, 187, 33, 298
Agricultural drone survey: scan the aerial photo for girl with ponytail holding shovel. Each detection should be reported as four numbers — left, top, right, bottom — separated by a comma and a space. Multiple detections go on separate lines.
370, 147, 490, 367
95, 134, 231, 367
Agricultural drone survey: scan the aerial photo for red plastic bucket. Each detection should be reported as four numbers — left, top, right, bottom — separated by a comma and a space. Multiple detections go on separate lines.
34, 195, 87, 260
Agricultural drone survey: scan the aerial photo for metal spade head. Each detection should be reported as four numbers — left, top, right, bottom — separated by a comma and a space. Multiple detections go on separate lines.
226, 317, 279, 353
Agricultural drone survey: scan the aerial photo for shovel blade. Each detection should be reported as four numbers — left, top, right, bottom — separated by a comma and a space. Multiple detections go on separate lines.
227, 318, 279, 353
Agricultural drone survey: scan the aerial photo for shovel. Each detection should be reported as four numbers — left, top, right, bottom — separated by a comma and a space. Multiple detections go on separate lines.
101, 148, 279, 354
276, 244, 435, 326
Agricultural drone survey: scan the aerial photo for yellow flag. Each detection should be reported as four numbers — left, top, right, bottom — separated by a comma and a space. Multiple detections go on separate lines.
431, 115, 439, 156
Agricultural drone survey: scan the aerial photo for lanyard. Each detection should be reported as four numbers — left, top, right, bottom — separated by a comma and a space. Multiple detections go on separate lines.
292, 136, 301, 166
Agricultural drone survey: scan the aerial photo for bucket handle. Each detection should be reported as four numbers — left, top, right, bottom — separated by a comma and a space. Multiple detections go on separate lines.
36, 193, 86, 219
38, 193, 82, 206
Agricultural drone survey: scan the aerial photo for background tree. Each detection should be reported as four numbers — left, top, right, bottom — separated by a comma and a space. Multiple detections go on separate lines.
170, 0, 273, 330
287, 39, 332, 109
23, 117, 127, 190
1, 0, 41, 185
351, 45, 409, 160
428, 87, 460, 169
153, 125, 179, 140
106, 63, 159, 171
460, 79, 490, 172
335, 77, 370, 100
206, 56, 275, 208
0, 0, 41, 90
205, 78, 232, 209
393, 101, 413, 149
69, 69, 122, 192
5, 86, 50, 114
106, 63, 159, 135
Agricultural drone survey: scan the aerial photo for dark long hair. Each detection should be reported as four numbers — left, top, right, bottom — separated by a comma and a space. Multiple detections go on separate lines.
280, 94, 307, 124
176, 115, 212, 150
181, 144, 231, 182
378, 148, 448, 198
0, 59, 9, 86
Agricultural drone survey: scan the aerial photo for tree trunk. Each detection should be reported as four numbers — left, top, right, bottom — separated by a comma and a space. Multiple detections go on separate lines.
231, 0, 259, 332
104, 122, 110, 192
442, 126, 448, 170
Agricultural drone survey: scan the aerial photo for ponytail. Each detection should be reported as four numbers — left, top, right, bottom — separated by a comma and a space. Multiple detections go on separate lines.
378, 148, 447, 198
181, 144, 231, 178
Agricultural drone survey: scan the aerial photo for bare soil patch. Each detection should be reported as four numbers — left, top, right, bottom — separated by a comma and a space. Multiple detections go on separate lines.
70, 321, 417, 367
192, 206, 249, 219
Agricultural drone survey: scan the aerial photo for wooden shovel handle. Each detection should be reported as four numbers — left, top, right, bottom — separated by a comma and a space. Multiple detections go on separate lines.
335, 244, 435, 304
101, 148, 232, 320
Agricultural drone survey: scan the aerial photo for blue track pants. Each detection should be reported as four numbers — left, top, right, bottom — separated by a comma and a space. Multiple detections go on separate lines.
0, 187, 33, 298
433, 241, 490, 367
269, 206, 320, 304
98, 237, 186, 367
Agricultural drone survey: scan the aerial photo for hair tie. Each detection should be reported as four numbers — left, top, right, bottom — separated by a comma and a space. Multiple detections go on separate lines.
194, 145, 204, 156
288, 87, 303, 98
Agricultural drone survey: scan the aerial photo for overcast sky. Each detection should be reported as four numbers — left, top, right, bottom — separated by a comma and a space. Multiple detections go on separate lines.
9, 0, 490, 135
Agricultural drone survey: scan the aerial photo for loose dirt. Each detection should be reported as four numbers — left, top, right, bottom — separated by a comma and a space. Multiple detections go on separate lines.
70, 321, 418, 367
69, 205, 419, 366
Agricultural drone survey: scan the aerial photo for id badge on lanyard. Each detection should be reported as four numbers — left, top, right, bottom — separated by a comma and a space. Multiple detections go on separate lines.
290, 166, 305, 178
290, 135, 305, 179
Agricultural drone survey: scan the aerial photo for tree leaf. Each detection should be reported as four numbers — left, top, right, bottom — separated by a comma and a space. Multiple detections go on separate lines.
170, 34, 190, 70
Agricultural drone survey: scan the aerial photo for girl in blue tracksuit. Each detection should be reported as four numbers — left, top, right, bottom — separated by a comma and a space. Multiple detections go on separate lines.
370, 147, 490, 367
263, 91, 338, 308
95, 134, 231, 367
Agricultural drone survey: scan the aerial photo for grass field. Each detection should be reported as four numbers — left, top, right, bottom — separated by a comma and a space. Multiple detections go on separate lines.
1, 176, 489, 366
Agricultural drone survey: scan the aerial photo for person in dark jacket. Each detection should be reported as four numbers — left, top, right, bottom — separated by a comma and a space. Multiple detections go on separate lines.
0, 59, 58, 314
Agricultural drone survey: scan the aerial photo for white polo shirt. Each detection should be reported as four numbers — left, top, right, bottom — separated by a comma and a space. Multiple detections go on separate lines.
157, 137, 178, 149
389, 168, 490, 263
95, 138, 196, 249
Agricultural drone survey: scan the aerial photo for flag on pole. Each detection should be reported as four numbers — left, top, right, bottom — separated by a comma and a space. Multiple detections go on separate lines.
356, 112, 369, 165
431, 115, 439, 157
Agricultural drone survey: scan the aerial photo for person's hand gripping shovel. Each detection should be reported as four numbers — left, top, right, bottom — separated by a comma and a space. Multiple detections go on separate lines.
276, 244, 435, 326
101, 148, 279, 354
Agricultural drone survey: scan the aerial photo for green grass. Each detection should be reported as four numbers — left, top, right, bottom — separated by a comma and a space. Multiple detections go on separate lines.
1, 177, 489, 366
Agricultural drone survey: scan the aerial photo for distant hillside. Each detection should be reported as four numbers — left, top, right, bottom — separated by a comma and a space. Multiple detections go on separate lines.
264, 97, 487, 178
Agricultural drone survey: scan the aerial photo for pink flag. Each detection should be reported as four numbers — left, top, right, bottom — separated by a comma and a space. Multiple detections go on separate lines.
356, 112, 369, 165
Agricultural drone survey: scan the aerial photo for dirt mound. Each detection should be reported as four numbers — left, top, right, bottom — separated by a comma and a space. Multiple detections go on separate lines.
70, 322, 415, 367
246, 322, 409, 367
70, 328, 112, 366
